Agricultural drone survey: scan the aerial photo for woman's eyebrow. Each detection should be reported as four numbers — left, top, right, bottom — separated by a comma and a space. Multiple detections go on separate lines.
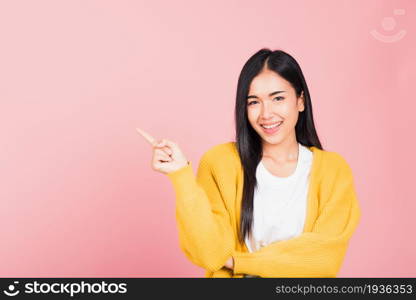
246, 90, 286, 99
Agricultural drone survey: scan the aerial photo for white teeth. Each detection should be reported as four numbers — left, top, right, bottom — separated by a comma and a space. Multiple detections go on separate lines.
261, 122, 282, 129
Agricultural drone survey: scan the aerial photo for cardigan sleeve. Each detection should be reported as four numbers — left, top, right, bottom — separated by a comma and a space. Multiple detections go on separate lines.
232, 156, 361, 278
167, 153, 235, 273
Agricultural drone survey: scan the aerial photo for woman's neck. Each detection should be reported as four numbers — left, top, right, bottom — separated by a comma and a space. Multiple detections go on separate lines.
262, 136, 299, 164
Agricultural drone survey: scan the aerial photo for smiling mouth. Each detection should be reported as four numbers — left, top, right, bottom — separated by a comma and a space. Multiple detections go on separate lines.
259, 121, 283, 135
260, 121, 283, 129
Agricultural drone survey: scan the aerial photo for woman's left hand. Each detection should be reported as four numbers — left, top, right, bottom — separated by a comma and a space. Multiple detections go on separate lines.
224, 257, 234, 269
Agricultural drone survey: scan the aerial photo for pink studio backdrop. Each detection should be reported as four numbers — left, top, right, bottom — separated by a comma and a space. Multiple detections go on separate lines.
0, 0, 414, 277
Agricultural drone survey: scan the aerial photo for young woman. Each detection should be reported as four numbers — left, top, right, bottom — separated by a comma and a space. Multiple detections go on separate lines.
137, 48, 361, 278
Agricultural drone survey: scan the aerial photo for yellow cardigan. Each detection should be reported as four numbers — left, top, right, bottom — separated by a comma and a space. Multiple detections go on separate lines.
166, 142, 361, 278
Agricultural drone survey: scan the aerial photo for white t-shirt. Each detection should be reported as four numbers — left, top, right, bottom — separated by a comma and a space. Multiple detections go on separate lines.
245, 143, 313, 253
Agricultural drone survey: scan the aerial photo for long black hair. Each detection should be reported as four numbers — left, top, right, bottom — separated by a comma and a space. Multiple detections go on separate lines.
234, 48, 323, 245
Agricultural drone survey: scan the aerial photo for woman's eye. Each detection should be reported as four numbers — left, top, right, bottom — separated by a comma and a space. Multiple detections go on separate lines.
247, 97, 283, 106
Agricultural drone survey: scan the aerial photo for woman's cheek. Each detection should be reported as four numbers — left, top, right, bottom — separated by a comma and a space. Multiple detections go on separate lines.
247, 109, 258, 130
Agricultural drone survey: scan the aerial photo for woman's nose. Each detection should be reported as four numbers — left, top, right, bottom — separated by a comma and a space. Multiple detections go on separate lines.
260, 101, 273, 118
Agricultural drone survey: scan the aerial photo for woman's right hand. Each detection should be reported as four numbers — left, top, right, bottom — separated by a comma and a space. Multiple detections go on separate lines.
136, 127, 189, 174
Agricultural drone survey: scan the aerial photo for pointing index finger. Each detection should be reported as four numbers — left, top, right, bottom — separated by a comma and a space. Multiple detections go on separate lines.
136, 127, 157, 146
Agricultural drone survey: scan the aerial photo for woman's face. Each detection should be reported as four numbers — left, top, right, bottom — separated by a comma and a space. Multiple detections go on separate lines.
246, 69, 304, 146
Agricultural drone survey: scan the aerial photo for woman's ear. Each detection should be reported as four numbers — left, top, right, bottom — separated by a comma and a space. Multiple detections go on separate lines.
298, 91, 305, 112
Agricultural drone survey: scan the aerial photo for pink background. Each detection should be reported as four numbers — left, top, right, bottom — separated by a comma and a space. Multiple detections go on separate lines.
0, 0, 414, 277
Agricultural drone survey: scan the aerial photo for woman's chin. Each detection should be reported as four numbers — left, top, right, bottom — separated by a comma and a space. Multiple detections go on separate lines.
262, 135, 284, 145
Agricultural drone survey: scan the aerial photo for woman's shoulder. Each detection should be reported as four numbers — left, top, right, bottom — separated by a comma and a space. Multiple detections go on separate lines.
313, 146, 354, 175
204, 141, 237, 156
199, 141, 239, 167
